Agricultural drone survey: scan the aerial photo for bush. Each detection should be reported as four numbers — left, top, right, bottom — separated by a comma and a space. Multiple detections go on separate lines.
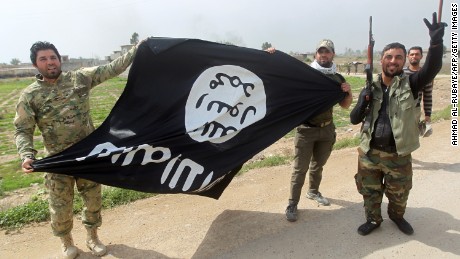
0, 198, 49, 229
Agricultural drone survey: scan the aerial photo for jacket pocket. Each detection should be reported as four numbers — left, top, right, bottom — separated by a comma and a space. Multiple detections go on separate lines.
398, 89, 414, 110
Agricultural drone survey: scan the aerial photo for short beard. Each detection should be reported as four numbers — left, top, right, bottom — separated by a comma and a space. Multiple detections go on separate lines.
409, 60, 420, 66
317, 60, 332, 68
383, 69, 403, 78
45, 71, 61, 79
40, 68, 62, 80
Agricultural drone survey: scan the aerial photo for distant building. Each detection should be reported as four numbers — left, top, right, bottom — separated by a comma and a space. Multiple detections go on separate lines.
291, 52, 314, 62
0, 67, 36, 78
108, 44, 134, 61
121, 44, 134, 54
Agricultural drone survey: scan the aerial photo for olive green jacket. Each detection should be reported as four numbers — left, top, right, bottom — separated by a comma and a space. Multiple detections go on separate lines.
359, 74, 419, 156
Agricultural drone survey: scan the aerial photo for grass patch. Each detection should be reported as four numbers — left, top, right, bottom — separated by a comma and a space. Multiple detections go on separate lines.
333, 76, 365, 128
101, 187, 154, 208
0, 160, 44, 192
0, 77, 128, 194
0, 197, 49, 229
0, 77, 126, 161
284, 129, 295, 138
239, 155, 292, 175
0, 186, 154, 230
334, 136, 360, 150
431, 105, 452, 122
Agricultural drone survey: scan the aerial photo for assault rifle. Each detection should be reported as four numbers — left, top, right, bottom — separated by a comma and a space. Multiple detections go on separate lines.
362, 16, 374, 132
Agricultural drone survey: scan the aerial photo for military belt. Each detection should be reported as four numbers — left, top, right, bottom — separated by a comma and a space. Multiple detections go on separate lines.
371, 145, 397, 153
304, 120, 332, 128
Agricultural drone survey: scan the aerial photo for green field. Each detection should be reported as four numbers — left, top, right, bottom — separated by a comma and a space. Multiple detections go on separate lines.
0, 77, 127, 193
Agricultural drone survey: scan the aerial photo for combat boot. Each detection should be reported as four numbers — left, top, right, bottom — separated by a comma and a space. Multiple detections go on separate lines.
390, 217, 414, 235
86, 228, 107, 256
357, 220, 380, 236
60, 233, 78, 259
285, 204, 298, 222
306, 192, 330, 206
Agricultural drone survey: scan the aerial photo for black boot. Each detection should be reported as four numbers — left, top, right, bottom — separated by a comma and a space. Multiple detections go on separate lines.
357, 220, 380, 236
390, 218, 414, 235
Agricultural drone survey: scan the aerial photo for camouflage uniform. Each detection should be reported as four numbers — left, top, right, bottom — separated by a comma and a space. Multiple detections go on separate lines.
354, 74, 418, 223
354, 148, 412, 223
14, 45, 138, 236
288, 73, 343, 205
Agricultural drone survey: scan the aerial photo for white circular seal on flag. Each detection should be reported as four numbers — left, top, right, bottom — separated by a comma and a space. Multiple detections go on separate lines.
185, 65, 266, 143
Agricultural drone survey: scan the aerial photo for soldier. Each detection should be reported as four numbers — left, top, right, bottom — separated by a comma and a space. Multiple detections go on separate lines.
350, 13, 445, 236
14, 40, 142, 258
352, 61, 362, 75
346, 62, 351, 75
265, 42, 352, 222
285, 39, 352, 222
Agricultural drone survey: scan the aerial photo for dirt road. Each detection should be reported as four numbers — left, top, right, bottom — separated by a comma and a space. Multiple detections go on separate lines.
1, 120, 459, 259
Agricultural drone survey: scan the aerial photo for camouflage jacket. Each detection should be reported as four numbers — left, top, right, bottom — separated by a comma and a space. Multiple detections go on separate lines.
359, 74, 420, 156
14, 45, 138, 159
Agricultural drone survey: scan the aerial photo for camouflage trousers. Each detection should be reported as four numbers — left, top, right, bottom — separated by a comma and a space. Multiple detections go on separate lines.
45, 173, 102, 237
354, 148, 413, 223
289, 123, 336, 205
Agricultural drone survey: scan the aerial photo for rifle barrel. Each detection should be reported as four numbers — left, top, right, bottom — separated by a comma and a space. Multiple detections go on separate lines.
438, 0, 443, 23
366, 16, 374, 76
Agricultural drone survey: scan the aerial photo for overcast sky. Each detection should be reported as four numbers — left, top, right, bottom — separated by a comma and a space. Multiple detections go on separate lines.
0, 0, 453, 64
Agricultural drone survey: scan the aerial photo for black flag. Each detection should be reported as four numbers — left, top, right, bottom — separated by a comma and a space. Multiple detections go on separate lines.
32, 38, 346, 199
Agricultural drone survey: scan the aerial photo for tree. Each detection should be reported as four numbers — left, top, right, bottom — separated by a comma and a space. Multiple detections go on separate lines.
130, 32, 139, 45
261, 42, 272, 50
10, 58, 21, 65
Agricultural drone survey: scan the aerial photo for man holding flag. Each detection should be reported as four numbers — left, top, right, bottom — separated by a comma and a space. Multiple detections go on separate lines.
285, 39, 352, 222
14, 40, 142, 258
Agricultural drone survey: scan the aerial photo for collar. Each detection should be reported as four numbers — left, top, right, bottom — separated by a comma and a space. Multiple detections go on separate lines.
35, 73, 62, 85
310, 60, 337, 74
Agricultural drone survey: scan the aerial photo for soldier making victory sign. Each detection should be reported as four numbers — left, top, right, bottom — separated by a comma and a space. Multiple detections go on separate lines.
350, 12, 446, 236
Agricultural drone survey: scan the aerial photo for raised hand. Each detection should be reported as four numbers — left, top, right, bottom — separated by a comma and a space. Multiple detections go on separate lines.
423, 12, 447, 45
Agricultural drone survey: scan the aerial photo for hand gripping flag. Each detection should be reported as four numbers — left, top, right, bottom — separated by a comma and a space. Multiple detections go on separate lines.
32, 37, 346, 199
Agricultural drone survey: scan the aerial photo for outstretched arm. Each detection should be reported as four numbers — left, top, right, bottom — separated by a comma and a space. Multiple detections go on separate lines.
409, 12, 446, 95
